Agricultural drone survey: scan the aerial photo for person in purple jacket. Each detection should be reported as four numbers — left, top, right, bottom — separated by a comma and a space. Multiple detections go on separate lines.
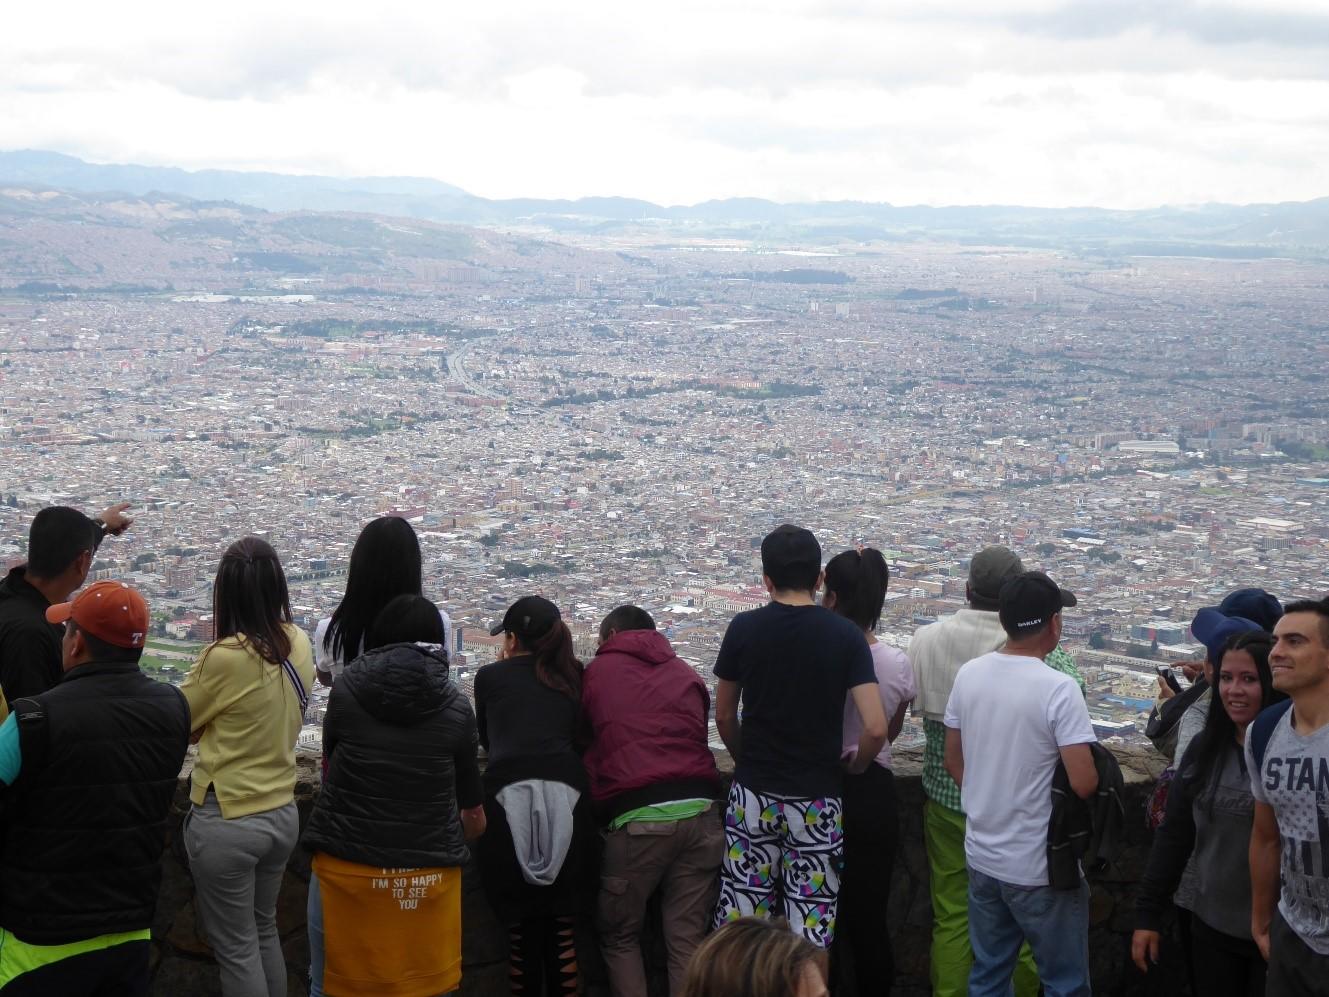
582, 605, 723, 997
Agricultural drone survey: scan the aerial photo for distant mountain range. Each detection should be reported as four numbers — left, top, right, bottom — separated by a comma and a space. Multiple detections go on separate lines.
0, 182, 631, 291
2, 149, 1328, 256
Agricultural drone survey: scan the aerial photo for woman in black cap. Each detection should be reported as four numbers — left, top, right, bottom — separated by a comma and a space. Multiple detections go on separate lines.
475, 595, 593, 997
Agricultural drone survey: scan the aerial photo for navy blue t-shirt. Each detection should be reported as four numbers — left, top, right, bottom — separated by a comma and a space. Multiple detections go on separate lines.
714, 601, 876, 798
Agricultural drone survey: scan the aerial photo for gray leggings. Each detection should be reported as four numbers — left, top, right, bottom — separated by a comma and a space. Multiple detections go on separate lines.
185, 798, 299, 997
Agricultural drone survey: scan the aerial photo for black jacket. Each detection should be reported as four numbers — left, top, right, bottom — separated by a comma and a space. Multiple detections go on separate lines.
1047, 742, 1126, 889
474, 653, 587, 794
0, 661, 190, 944
303, 643, 482, 869
0, 566, 63, 702
1145, 678, 1209, 760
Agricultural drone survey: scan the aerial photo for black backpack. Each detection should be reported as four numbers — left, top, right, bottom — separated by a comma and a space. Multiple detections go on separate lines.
1048, 743, 1127, 889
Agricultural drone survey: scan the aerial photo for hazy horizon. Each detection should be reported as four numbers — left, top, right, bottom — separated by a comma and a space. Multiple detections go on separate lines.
5, 2, 1329, 210
6, 147, 1328, 213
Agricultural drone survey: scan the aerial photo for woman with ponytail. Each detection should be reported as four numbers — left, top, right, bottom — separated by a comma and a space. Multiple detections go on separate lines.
181, 537, 315, 997
475, 595, 594, 997
823, 547, 915, 996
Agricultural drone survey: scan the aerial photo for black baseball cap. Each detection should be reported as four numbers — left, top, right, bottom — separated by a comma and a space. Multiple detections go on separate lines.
490, 595, 561, 641
999, 570, 1077, 638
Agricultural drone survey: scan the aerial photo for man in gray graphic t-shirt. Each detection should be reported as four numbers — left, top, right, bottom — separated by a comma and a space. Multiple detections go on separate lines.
1248, 598, 1329, 996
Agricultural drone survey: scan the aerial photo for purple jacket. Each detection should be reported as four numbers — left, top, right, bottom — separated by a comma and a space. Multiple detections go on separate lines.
581, 629, 721, 823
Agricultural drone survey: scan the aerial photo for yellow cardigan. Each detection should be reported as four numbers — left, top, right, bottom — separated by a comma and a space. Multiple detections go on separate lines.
181, 625, 314, 818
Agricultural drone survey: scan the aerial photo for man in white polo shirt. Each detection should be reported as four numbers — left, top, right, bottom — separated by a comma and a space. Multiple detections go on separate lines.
943, 570, 1099, 997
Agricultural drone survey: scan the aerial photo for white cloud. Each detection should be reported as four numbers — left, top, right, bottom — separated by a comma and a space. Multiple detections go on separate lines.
1, 1, 1326, 206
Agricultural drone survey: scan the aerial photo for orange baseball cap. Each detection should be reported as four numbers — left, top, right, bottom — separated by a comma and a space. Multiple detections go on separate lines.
46, 580, 149, 649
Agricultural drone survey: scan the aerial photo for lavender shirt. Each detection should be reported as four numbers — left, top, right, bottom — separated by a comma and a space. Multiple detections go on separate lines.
843, 641, 917, 771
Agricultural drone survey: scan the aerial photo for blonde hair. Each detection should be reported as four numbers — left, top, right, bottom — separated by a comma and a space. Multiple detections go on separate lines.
680, 919, 824, 997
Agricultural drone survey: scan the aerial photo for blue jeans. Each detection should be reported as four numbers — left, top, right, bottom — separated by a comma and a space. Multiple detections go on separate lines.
967, 868, 1091, 997
307, 870, 325, 997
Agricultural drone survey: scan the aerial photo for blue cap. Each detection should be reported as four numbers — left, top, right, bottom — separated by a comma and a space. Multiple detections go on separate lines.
1191, 608, 1263, 666
1214, 588, 1283, 632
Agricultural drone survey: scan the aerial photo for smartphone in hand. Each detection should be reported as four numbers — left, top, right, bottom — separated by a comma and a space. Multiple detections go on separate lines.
1156, 666, 1183, 695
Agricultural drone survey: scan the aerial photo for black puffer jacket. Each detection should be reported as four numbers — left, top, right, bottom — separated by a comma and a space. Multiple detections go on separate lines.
303, 642, 482, 868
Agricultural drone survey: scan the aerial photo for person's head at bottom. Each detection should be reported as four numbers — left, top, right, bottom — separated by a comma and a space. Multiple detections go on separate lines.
680, 919, 828, 997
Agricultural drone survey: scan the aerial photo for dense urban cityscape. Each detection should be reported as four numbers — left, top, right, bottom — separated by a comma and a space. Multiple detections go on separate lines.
7, 3, 1329, 993
2, 186, 1327, 750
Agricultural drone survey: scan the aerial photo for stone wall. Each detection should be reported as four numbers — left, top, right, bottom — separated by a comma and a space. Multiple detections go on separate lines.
151, 746, 1189, 996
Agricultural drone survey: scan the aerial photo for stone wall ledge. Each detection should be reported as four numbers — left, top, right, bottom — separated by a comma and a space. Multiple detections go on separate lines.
151, 744, 1183, 996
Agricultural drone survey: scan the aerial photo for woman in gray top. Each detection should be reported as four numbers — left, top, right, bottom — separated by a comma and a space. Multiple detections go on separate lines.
1132, 631, 1284, 996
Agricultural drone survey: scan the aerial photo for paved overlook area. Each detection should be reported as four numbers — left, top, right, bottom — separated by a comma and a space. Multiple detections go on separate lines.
145, 744, 1181, 997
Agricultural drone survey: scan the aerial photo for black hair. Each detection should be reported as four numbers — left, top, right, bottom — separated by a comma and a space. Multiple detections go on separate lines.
513, 617, 584, 701
1282, 598, 1329, 645
27, 507, 97, 579
208, 536, 293, 667
68, 619, 143, 664
326, 516, 423, 665
760, 524, 821, 594
824, 547, 890, 632
599, 605, 656, 642
367, 594, 446, 653
1182, 631, 1283, 813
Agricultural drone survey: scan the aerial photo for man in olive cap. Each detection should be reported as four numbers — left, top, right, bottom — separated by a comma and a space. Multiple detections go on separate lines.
909, 546, 1044, 997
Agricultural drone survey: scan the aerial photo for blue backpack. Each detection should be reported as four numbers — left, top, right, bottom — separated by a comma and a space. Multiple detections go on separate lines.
1249, 699, 1294, 772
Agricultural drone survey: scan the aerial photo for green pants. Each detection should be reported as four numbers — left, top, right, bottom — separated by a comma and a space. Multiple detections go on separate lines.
924, 798, 1040, 997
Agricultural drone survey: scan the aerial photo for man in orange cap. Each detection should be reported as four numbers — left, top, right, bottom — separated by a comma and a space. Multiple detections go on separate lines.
0, 580, 189, 995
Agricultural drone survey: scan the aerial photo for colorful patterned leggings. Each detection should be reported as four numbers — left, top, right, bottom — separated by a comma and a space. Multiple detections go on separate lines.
712, 780, 844, 948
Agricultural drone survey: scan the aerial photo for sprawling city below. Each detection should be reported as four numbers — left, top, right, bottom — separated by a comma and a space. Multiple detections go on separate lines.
2, 185, 1327, 751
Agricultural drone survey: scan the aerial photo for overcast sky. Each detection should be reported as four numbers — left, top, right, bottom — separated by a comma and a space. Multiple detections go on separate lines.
4, 1, 1328, 208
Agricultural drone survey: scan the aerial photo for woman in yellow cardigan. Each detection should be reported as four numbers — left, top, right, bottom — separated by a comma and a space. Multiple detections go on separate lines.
181, 537, 315, 997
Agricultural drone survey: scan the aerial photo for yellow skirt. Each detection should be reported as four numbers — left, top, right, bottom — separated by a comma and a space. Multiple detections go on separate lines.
312, 852, 462, 997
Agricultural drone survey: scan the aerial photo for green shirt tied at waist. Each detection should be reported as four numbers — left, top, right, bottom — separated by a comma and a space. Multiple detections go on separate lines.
608, 798, 714, 832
